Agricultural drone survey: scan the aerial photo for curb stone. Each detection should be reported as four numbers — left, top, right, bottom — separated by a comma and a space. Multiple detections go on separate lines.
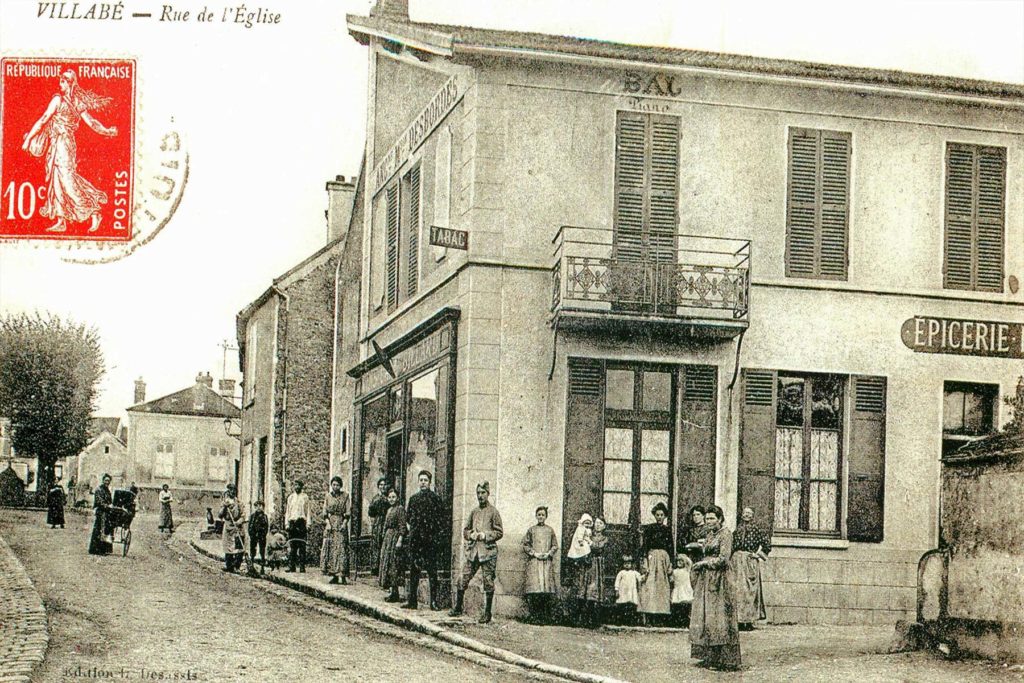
0, 534, 50, 683
180, 529, 629, 683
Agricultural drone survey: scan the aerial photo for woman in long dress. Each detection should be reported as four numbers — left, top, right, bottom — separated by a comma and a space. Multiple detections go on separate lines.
21, 70, 118, 233
158, 484, 174, 533
690, 504, 742, 671
46, 479, 66, 528
637, 502, 673, 624
733, 506, 771, 630
321, 476, 350, 585
88, 474, 113, 555
580, 517, 609, 624
219, 484, 245, 573
378, 489, 406, 602
522, 506, 559, 623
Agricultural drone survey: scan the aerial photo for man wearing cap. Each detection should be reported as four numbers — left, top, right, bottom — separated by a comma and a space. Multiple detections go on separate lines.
449, 481, 503, 623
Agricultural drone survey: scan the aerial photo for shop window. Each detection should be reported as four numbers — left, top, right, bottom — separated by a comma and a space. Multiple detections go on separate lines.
943, 381, 998, 457
359, 395, 390, 534
944, 143, 1005, 292
154, 442, 174, 479
404, 369, 439, 497
786, 128, 851, 280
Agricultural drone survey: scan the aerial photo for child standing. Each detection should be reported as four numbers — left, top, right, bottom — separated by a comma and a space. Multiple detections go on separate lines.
248, 500, 269, 575
522, 506, 559, 624
614, 555, 642, 625
670, 554, 694, 627
266, 525, 288, 571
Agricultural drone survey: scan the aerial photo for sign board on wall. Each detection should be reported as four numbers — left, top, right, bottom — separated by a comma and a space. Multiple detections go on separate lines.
429, 226, 468, 250
901, 316, 1024, 359
371, 73, 464, 196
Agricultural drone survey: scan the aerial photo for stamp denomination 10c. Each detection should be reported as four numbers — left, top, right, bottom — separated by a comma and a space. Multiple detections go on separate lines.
0, 57, 136, 241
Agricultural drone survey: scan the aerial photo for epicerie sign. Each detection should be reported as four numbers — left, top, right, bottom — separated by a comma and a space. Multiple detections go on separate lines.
901, 316, 1024, 359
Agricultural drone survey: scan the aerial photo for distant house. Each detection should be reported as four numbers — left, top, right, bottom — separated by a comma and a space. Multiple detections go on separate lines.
76, 428, 129, 494
125, 372, 241, 514
0, 417, 41, 492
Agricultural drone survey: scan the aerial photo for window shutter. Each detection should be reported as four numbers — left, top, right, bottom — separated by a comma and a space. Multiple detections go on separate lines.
677, 365, 717, 522
385, 184, 399, 312
786, 128, 850, 280
649, 116, 679, 263
820, 131, 850, 279
406, 165, 421, 298
738, 369, 777, 526
562, 358, 605, 582
848, 375, 886, 543
945, 144, 1005, 292
976, 147, 1005, 292
613, 113, 646, 262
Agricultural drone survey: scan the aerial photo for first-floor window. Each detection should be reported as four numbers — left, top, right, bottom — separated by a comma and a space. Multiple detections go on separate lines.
208, 446, 228, 480
774, 374, 843, 533
154, 442, 174, 479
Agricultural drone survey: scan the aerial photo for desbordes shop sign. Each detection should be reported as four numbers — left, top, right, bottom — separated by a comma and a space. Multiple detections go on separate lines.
901, 315, 1024, 359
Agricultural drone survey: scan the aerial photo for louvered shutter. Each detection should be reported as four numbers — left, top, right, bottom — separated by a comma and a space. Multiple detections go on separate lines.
385, 184, 399, 312
649, 116, 680, 264
677, 365, 717, 525
561, 358, 605, 583
820, 131, 850, 279
945, 144, 1006, 292
614, 113, 646, 263
406, 165, 421, 298
786, 129, 850, 280
848, 375, 886, 543
738, 369, 777, 527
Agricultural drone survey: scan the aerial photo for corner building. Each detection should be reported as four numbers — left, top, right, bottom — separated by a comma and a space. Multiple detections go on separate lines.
341, 4, 1024, 623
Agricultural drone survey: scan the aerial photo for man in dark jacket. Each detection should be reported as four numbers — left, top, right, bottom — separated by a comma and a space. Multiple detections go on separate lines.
402, 469, 445, 610
248, 500, 269, 574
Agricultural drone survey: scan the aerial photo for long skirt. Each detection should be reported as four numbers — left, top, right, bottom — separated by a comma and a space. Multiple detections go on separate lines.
159, 502, 174, 530
581, 555, 605, 603
733, 550, 766, 623
379, 529, 403, 589
47, 499, 65, 526
88, 510, 112, 555
321, 528, 349, 577
638, 549, 672, 615
690, 565, 742, 670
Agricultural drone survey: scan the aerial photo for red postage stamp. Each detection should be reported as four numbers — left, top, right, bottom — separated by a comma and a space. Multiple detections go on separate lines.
0, 58, 136, 242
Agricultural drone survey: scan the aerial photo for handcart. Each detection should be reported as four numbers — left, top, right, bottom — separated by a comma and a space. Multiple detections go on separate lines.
108, 488, 137, 557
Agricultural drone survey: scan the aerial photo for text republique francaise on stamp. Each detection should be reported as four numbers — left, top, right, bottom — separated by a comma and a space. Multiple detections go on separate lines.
1, 57, 135, 241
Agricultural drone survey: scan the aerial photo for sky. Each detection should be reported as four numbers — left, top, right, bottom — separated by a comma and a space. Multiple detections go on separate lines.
0, 0, 1021, 416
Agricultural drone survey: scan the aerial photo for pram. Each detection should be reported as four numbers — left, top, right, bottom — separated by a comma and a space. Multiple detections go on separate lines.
107, 488, 137, 557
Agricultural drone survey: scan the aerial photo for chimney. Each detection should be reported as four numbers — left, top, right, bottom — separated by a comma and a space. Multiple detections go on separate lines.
370, 0, 408, 20
218, 379, 237, 403
326, 175, 358, 243
133, 377, 146, 404
194, 372, 212, 411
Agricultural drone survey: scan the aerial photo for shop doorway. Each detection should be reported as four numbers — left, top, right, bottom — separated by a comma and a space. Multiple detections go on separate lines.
386, 432, 404, 499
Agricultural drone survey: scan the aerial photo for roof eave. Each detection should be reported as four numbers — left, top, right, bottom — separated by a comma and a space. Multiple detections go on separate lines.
452, 42, 1024, 107
346, 15, 454, 57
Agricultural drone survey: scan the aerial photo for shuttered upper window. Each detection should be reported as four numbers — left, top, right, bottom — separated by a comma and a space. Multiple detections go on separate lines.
944, 143, 1006, 292
614, 112, 679, 263
383, 163, 423, 313
786, 128, 851, 280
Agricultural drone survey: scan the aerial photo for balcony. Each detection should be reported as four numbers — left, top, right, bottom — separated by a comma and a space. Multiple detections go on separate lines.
551, 226, 750, 339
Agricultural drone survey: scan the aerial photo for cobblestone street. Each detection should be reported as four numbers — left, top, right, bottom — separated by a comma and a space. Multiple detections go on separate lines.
0, 509, 534, 683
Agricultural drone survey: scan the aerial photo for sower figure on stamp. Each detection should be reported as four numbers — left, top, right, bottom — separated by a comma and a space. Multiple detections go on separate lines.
403, 469, 444, 610
21, 70, 118, 233
449, 481, 503, 624
285, 480, 311, 573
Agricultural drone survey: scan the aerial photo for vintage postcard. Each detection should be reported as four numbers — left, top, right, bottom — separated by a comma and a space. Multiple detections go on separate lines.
0, 1, 1022, 682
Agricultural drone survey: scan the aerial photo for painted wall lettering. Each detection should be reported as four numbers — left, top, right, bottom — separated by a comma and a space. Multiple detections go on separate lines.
901, 316, 1024, 358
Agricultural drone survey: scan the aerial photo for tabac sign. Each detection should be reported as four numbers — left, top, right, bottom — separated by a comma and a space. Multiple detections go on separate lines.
371, 74, 464, 196
901, 316, 1024, 359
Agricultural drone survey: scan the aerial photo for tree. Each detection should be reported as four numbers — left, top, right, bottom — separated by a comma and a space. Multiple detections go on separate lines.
1004, 376, 1024, 434
0, 313, 105, 498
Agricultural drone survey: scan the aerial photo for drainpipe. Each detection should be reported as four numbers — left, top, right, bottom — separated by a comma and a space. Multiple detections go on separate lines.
272, 285, 290, 527
328, 255, 343, 479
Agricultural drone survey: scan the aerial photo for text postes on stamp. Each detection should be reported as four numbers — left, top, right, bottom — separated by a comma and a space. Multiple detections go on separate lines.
1, 57, 136, 241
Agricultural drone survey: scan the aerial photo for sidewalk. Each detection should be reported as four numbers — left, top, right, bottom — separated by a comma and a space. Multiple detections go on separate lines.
0, 533, 49, 683
186, 526, 1017, 683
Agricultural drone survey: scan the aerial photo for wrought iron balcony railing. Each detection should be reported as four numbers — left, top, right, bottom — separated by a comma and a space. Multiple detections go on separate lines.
551, 226, 750, 336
